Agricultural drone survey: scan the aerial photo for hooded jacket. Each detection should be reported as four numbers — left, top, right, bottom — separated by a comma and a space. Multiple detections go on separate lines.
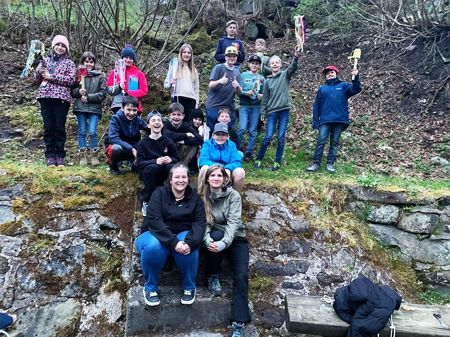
198, 139, 242, 172
142, 185, 206, 250
72, 69, 107, 115
333, 276, 402, 337
312, 75, 362, 129
214, 36, 245, 65
106, 64, 148, 112
163, 120, 203, 146
261, 56, 299, 116
105, 109, 148, 152
35, 52, 76, 102
203, 186, 244, 249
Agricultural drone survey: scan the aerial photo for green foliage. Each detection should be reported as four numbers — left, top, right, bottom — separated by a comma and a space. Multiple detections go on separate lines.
249, 274, 275, 301
419, 290, 450, 305
292, 0, 331, 28
357, 173, 383, 188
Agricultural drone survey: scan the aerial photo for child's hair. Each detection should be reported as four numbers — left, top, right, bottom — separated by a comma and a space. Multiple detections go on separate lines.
199, 164, 231, 224
122, 95, 139, 108
168, 102, 185, 114
80, 51, 96, 65
269, 55, 281, 64
226, 20, 238, 28
255, 38, 266, 46
176, 43, 198, 81
190, 108, 204, 121
218, 107, 231, 117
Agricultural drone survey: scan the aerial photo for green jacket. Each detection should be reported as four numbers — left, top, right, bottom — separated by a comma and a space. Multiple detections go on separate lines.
203, 186, 245, 249
261, 57, 299, 116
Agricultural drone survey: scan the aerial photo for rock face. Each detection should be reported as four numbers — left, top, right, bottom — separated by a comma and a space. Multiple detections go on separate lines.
347, 184, 450, 286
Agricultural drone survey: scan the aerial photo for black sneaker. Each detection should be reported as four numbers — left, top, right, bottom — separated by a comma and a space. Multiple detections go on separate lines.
109, 164, 121, 175
143, 288, 160, 306
244, 152, 253, 162
208, 275, 222, 296
180, 288, 196, 305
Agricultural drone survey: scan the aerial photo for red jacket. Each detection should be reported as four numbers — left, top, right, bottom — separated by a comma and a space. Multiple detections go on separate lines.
106, 65, 148, 112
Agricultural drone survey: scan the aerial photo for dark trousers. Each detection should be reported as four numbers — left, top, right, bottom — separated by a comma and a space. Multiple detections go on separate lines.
111, 144, 135, 166
173, 96, 196, 122
312, 122, 346, 165
139, 163, 175, 202
39, 98, 70, 158
206, 230, 251, 324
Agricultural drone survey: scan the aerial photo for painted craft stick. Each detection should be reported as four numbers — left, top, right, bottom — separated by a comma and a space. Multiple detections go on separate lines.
294, 15, 306, 53
348, 48, 362, 80
114, 58, 126, 93
77, 65, 88, 91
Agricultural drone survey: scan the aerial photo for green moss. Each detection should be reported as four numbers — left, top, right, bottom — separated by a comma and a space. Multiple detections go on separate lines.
0, 219, 25, 236
186, 27, 215, 55
419, 290, 450, 305
249, 274, 276, 301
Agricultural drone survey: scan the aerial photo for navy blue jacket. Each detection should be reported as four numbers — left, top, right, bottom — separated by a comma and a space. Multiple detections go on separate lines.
313, 75, 362, 129
214, 36, 245, 65
105, 109, 148, 152
333, 276, 402, 337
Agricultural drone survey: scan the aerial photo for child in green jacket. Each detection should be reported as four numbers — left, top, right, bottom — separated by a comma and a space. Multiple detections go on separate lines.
254, 49, 301, 171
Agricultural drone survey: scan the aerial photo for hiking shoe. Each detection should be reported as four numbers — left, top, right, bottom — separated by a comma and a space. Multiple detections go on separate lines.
47, 157, 57, 167
56, 157, 65, 167
141, 201, 148, 217
254, 160, 262, 169
79, 148, 88, 166
269, 162, 280, 171
142, 288, 160, 306
305, 163, 320, 172
208, 275, 222, 296
231, 321, 245, 337
109, 164, 121, 175
90, 148, 100, 166
326, 164, 336, 174
181, 288, 196, 305
244, 152, 253, 162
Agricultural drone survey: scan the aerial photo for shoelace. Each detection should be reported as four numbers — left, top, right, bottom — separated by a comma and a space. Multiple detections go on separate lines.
184, 290, 192, 296
149, 291, 158, 298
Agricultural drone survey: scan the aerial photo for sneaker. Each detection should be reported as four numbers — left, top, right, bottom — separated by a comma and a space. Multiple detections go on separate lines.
47, 157, 57, 167
109, 164, 121, 175
254, 160, 262, 169
269, 162, 280, 171
208, 275, 222, 296
305, 163, 320, 172
90, 148, 100, 166
141, 201, 148, 217
326, 164, 336, 174
180, 288, 196, 305
142, 288, 160, 306
244, 152, 253, 163
55, 157, 65, 167
231, 321, 245, 337
79, 148, 88, 166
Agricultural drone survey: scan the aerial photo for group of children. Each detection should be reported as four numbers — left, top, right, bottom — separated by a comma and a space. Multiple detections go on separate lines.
31, 20, 363, 337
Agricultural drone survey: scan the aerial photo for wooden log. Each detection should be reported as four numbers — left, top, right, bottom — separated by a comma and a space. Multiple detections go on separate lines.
286, 295, 450, 337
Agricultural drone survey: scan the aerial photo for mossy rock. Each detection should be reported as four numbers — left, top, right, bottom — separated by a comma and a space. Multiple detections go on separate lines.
186, 27, 215, 55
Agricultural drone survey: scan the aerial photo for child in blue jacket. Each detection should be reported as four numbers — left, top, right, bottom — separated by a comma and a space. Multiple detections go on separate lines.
198, 123, 245, 193
214, 20, 245, 66
306, 65, 362, 173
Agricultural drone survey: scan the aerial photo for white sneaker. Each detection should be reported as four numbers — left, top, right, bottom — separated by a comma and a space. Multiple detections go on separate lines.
141, 201, 148, 216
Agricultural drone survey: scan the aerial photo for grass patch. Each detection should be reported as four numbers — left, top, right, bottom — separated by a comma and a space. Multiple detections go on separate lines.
249, 274, 276, 301
419, 290, 450, 305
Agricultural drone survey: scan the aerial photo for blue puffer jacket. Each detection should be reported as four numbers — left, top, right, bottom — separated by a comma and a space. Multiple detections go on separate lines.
312, 75, 362, 129
198, 139, 242, 172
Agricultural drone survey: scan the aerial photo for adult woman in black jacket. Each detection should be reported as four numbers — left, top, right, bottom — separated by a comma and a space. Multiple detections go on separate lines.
135, 164, 206, 306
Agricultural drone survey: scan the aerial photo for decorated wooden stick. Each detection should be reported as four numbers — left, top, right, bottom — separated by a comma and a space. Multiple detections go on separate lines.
114, 58, 126, 93
294, 15, 306, 53
348, 48, 361, 80
77, 65, 88, 91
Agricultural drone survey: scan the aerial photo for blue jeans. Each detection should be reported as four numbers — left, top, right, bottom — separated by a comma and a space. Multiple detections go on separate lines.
206, 107, 236, 135
256, 109, 289, 163
77, 113, 100, 149
135, 230, 199, 292
237, 106, 261, 154
312, 122, 346, 165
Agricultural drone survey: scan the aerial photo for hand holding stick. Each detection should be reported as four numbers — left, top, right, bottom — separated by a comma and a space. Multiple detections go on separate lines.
348, 48, 361, 80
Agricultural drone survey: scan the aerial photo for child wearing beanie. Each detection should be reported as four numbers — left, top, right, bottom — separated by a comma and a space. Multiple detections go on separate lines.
106, 45, 148, 114
35, 34, 76, 167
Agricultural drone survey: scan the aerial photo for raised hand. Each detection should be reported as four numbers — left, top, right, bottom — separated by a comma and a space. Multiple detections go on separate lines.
231, 76, 240, 89
218, 73, 228, 85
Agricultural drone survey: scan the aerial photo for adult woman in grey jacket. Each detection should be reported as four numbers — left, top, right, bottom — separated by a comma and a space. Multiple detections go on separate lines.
199, 164, 250, 337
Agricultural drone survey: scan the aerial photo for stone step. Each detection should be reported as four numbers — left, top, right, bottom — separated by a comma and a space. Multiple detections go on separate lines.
125, 285, 231, 337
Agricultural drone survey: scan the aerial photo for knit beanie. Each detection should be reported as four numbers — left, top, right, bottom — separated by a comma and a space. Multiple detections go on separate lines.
190, 108, 204, 121
52, 35, 70, 53
121, 45, 137, 62
146, 111, 163, 123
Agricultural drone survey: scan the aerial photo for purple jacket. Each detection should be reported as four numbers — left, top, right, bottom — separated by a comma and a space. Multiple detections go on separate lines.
35, 53, 76, 102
